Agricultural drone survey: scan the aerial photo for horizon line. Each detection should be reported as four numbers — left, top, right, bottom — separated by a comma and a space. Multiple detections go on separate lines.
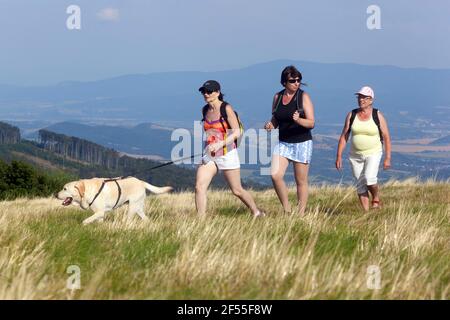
2, 58, 449, 88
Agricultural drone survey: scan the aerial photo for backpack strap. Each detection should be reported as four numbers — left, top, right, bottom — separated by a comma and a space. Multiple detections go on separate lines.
201, 104, 209, 121
295, 89, 305, 117
220, 102, 243, 132
348, 109, 358, 131
219, 102, 229, 135
272, 90, 285, 115
219, 102, 229, 124
200, 104, 208, 158
220, 102, 244, 151
345, 109, 359, 141
219, 102, 230, 154
372, 108, 383, 143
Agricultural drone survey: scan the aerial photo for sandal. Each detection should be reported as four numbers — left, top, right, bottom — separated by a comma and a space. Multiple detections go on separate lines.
371, 199, 381, 209
254, 210, 266, 218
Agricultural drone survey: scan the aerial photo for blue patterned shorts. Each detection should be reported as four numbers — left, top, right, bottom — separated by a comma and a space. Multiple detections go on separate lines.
273, 140, 313, 164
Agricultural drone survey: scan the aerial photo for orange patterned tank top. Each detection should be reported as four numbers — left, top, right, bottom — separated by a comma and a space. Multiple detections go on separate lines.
203, 117, 236, 156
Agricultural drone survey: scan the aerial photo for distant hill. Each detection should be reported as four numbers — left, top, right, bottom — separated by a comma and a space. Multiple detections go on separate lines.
429, 135, 450, 146
1, 60, 449, 129
30, 121, 175, 158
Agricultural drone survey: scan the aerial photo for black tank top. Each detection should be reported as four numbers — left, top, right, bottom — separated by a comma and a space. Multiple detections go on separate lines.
273, 89, 313, 143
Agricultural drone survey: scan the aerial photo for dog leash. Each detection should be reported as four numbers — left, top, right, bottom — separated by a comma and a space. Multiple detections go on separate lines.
122, 153, 204, 178
147, 153, 201, 171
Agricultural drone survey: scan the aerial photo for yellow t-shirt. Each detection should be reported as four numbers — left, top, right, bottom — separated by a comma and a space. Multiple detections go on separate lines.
350, 115, 382, 156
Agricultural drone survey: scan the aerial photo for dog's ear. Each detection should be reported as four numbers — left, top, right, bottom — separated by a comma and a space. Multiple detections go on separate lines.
75, 181, 85, 198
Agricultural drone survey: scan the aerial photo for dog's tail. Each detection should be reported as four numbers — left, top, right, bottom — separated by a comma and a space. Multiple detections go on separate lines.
143, 182, 173, 194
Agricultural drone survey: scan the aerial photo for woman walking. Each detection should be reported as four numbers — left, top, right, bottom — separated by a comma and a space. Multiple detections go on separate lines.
335, 86, 392, 211
195, 80, 265, 217
264, 66, 315, 215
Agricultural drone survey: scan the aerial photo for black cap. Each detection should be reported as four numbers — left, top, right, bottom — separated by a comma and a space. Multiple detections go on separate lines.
198, 80, 221, 93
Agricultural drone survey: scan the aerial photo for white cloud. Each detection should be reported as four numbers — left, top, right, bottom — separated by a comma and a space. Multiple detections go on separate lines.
97, 8, 120, 22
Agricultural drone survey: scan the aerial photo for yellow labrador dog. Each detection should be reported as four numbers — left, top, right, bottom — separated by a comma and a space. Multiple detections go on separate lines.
56, 176, 172, 225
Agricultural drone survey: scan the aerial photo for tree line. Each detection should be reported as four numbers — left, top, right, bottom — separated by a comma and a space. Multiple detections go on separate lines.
0, 122, 21, 144
38, 129, 121, 169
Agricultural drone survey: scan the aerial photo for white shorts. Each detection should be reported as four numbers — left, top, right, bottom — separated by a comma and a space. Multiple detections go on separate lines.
349, 152, 382, 194
201, 148, 240, 170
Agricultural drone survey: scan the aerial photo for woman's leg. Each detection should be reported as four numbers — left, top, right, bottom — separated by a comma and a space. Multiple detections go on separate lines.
271, 154, 291, 212
293, 162, 310, 215
223, 168, 260, 215
367, 184, 379, 207
195, 162, 218, 215
365, 152, 383, 208
349, 155, 370, 211
358, 193, 370, 211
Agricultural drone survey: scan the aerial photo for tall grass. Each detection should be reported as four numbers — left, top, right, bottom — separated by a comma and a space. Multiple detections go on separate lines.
0, 180, 448, 299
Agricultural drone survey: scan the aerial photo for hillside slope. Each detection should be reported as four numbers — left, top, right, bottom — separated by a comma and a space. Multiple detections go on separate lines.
0, 180, 448, 299
0, 140, 202, 190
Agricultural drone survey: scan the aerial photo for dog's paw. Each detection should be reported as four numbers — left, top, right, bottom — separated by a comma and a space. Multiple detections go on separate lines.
83, 216, 105, 225
82, 219, 92, 225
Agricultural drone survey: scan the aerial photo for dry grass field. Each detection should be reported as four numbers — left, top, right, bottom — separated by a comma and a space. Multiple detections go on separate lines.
0, 178, 448, 299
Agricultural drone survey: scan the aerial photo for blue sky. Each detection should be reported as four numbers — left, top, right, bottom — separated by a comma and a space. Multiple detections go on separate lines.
1, 0, 449, 85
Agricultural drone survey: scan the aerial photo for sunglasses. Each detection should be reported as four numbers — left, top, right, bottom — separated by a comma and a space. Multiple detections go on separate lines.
287, 78, 301, 84
201, 89, 214, 95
